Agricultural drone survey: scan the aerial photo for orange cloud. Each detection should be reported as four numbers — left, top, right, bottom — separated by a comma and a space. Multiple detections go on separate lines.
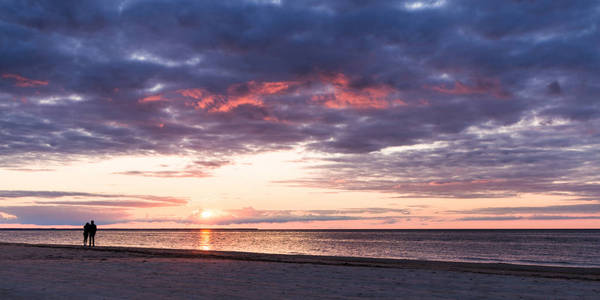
2, 73, 48, 87
311, 73, 395, 109
152, 75, 408, 112
177, 80, 298, 112
138, 94, 166, 103
177, 88, 205, 99
213, 96, 264, 112
242, 80, 295, 95
177, 88, 219, 109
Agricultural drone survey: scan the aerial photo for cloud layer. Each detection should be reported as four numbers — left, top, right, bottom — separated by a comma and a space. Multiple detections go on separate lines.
138, 206, 416, 226
0, 190, 188, 225
1, 1, 599, 225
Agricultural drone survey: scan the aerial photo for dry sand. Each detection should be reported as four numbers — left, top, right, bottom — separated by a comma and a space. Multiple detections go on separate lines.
0, 243, 599, 299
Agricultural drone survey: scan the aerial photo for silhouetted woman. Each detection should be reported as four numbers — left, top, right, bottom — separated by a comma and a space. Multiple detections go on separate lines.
89, 220, 97, 247
83, 222, 90, 246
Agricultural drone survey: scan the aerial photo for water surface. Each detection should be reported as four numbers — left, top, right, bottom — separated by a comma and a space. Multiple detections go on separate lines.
1, 229, 598, 267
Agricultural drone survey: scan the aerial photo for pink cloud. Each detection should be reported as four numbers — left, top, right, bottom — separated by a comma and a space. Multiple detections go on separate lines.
311, 73, 392, 109
138, 94, 166, 103
212, 95, 264, 112
428, 79, 510, 98
177, 80, 298, 112
2, 73, 48, 87
148, 74, 419, 114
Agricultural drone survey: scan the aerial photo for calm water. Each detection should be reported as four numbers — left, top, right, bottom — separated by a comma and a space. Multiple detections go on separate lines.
1, 229, 599, 267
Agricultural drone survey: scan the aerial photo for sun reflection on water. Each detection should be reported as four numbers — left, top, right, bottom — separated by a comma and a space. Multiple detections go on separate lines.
198, 229, 211, 250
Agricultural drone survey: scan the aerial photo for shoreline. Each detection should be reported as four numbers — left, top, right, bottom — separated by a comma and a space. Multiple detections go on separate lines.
3, 242, 599, 281
2, 243, 599, 299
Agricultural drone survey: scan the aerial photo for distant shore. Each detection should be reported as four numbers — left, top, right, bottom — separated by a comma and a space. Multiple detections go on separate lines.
1, 243, 599, 299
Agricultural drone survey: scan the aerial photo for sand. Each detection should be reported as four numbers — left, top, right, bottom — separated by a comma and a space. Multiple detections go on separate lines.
0, 243, 599, 299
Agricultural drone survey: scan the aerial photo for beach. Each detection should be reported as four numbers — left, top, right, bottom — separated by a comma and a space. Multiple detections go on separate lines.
0, 243, 598, 299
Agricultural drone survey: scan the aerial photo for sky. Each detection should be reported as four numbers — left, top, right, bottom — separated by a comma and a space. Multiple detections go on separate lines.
0, 0, 599, 228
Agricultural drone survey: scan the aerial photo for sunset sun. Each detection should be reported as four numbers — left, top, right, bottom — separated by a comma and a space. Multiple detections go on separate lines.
200, 210, 213, 219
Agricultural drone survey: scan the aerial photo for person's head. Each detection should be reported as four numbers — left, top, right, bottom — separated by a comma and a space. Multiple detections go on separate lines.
86, 222, 89, 225
91, 220, 94, 224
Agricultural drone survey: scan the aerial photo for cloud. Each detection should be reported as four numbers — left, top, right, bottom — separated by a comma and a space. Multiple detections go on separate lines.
279, 113, 600, 199
453, 204, 600, 222
216, 206, 414, 225
112, 159, 230, 178
449, 204, 600, 215
113, 170, 208, 178
0, 190, 188, 210
458, 216, 524, 221
547, 81, 562, 95
1, 73, 48, 87
6, 168, 55, 172
458, 215, 600, 221
528, 215, 600, 220
0, 204, 416, 226
36, 200, 184, 208
139, 206, 415, 226
428, 79, 509, 98
0, 211, 17, 220
0, 206, 129, 226
309, 73, 398, 109
193, 160, 230, 168
0, 190, 186, 203
0, 189, 189, 225
138, 94, 166, 103
0, 0, 598, 207
0, 190, 115, 199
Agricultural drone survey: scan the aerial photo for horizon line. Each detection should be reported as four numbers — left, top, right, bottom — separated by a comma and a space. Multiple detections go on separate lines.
1, 227, 599, 231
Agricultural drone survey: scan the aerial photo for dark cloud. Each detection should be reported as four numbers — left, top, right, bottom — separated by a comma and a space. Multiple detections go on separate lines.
112, 159, 230, 178
449, 204, 600, 215
0, 1, 598, 206
0, 206, 129, 226
193, 160, 230, 168
0, 189, 188, 218
0, 189, 188, 225
547, 81, 562, 95
0, 190, 187, 204
458, 216, 524, 221
528, 215, 600, 220
37, 200, 183, 208
280, 114, 600, 199
453, 203, 600, 222
0, 190, 117, 199
458, 215, 600, 221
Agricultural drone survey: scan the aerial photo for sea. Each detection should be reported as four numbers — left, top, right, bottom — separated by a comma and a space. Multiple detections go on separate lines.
1, 229, 598, 268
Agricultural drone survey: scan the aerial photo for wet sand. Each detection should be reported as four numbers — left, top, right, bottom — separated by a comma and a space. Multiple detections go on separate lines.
0, 242, 599, 299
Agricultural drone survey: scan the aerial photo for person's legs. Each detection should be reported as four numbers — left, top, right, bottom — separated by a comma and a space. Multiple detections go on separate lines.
90, 234, 95, 247
83, 234, 88, 246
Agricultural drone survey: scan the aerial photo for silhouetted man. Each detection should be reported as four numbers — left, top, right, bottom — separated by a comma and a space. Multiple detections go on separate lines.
89, 220, 97, 247
83, 222, 90, 246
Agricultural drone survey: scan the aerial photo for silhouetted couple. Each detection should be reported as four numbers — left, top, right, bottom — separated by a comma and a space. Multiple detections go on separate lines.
83, 220, 97, 247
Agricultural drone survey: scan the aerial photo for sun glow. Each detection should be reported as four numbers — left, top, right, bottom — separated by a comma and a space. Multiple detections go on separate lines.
200, 210, 213, 219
